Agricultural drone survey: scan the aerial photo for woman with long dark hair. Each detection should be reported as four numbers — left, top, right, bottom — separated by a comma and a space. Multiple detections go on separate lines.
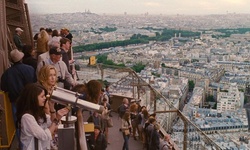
16, 83, 69, 150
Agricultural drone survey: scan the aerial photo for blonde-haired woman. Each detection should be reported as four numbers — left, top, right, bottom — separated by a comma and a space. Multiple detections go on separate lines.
37, 30, 49, 56
37, 65, 69, 149
37, 65, 57, 93
37, 65, 57, 114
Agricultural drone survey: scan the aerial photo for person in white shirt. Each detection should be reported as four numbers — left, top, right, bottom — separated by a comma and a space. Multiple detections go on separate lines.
36, 47, 75, 89
16, 83, 69, 150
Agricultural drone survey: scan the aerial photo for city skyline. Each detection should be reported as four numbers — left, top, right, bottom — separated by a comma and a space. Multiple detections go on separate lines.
25, 0, 250, 15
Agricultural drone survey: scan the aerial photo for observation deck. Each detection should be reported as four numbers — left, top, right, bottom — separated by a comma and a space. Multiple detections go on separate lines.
0, 0, 222, 149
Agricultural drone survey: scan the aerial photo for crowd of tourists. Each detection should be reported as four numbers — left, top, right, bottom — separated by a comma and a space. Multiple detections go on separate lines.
115, 98, 173, 150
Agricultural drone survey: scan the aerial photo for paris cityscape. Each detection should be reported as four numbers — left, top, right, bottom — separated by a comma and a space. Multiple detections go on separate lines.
2, 0, 250, 149
27, 11, 250, 149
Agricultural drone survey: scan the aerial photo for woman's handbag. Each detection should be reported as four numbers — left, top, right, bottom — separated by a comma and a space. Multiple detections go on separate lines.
107, 117, 113, 127
124, 129, 130, 135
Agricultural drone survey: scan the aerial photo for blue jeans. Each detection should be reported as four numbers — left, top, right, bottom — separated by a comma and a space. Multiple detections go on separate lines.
11, 102, 17, 127
122, 132, 130, 150
12, 102, 23, 149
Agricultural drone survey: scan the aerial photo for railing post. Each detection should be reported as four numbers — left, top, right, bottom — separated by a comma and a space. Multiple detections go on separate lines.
153, 91, 157, 112
137, 77, 140, 100
132, 73, 135, 98
76, 109, 88, 150
183, 118, 188, 150
177, 111, 188, 150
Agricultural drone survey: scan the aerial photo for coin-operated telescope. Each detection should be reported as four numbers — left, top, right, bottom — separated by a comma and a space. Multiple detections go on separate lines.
51, 86, 104, 113
50, 86, 103, 150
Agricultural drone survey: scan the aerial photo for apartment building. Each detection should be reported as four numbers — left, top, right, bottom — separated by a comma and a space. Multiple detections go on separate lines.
217, 83, 244, 112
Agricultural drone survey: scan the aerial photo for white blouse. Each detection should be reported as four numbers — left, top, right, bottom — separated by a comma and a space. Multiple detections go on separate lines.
21, 113, 52, 150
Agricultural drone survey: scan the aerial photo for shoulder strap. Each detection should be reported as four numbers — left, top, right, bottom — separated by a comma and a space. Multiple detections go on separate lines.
127, 120, 130, 126
57, 62, 64, 79
42, 60, 45, 66
35, 137, 38, 150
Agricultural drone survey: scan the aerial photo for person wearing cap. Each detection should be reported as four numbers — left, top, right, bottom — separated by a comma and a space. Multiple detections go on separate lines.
36, 47, 75, 89
13, 27, 24, 50
1, 49, 36, 103
1, 49, 35, 134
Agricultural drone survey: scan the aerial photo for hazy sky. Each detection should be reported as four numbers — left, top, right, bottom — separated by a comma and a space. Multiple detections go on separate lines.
25, 0, 250, 15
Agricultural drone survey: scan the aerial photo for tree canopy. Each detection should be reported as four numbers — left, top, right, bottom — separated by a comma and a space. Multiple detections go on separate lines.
188, 80, 195, 92
96, 54, 125, 67
73, 28, 200, 52
131, 62, 146, 73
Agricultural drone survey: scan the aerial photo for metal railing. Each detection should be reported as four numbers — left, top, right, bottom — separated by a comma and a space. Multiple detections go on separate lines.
76, 63, 222, 150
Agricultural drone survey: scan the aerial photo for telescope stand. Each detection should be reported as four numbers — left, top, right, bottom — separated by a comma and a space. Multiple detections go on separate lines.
58, 109, 77, 150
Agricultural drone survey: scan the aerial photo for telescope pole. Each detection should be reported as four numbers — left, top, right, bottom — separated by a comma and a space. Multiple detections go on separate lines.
76, 109, 88, 150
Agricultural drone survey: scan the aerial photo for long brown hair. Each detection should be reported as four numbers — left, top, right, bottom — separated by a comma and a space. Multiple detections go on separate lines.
71, 80, 102, 103
142, 109, 149, 119
122, 111, 130, 121
16, 83, 48, 124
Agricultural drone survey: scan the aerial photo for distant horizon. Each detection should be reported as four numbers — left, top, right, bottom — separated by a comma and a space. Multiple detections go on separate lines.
25, 0, 250, 16
29, 11, 250, 16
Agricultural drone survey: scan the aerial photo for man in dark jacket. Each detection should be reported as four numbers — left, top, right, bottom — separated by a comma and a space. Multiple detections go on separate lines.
60, 37, 72, 73
1, 49, 35, 129
1, 49, 35, 101
148, 123, 160, 150
145, 117, 157, 150
60, 37, 74, 89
